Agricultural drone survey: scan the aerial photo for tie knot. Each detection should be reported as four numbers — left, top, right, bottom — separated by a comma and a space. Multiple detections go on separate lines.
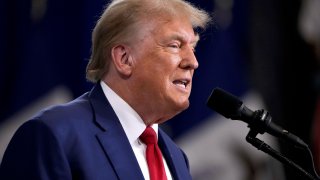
140, 126, 157, 144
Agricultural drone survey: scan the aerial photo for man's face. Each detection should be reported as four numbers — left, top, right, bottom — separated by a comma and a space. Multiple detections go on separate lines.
129, 17, 199, 124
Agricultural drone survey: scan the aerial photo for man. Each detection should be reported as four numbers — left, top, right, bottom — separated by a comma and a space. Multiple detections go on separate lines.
0, 0, 210, 179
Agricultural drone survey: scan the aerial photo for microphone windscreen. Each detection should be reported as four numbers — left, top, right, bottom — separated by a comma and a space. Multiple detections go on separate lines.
206, 88, 243, 119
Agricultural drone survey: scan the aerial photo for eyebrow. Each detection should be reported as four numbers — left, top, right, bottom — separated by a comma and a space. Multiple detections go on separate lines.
192, 34, 200, 48
168, 33, 200, 47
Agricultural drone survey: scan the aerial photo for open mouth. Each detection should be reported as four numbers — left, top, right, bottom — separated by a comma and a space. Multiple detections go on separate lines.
173, 79, 190, 89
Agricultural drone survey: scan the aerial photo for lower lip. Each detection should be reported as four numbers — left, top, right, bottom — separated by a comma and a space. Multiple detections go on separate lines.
173, 83, 189, 93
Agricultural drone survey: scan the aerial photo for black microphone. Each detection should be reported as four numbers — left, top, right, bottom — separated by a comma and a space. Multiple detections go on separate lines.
206, 87, 307, 148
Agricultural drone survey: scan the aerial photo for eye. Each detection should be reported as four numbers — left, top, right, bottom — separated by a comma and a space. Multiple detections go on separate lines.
168, 42, 181, 49
168, 41, 181, 49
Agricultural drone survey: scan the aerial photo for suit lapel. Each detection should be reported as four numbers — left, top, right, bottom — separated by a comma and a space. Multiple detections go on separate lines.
88, 84, 144, 180
158, 129, 192, 180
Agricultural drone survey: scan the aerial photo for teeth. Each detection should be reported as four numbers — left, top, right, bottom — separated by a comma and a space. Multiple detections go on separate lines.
174, 80, 187, 88
176, 83, 186, 88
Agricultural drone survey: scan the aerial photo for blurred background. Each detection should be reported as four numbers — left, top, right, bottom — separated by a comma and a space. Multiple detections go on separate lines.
0, 0, 319, 179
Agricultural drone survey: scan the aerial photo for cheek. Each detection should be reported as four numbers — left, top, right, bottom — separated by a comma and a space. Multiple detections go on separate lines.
145, 61, 176, 80
134, 53, 180, 87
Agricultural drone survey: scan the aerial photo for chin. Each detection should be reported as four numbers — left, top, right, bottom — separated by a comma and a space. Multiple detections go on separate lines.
175, 100, 190, 112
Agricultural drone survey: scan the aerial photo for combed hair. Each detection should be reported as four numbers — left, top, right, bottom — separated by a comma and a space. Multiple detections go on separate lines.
86, 0, 211, 83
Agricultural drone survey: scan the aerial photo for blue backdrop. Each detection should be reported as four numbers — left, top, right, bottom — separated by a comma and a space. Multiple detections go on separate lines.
0, 0, 249, 139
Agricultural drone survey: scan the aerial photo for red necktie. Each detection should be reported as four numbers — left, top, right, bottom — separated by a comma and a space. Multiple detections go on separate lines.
140, 126, 167, 180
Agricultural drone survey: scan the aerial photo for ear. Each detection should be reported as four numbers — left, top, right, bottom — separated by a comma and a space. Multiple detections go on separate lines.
111, 45, 134, 77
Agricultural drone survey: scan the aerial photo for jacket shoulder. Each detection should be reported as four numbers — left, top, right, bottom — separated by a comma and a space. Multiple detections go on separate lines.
33, 92, 92, 126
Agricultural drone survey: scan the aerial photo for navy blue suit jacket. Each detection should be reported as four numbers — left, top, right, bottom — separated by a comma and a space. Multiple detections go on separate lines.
0, 84, 192, 180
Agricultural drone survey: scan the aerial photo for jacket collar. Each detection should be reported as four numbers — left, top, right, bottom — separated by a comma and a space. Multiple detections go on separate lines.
159, 129, 192, 180
88, 83, 190, 180
88, 83, 144, 179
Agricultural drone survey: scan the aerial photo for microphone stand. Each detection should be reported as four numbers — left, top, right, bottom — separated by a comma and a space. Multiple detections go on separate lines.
246, 130, 319, 180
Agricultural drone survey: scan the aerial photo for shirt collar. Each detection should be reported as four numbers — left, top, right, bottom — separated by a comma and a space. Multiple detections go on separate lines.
100, 81, 158, 146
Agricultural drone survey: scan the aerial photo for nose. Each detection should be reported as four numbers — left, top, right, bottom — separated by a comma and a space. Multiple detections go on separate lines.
179, 46, 199, 70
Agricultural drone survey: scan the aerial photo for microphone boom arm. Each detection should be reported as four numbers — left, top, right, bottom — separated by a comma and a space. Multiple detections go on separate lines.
246, 129, 319, 180
206, 87, 320, 179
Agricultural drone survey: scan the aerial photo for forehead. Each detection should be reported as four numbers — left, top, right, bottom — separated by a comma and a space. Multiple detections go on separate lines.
147, 17, 198, 42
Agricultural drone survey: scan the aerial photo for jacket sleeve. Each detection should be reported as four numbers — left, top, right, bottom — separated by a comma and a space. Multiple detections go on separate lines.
0, 119, 72, 180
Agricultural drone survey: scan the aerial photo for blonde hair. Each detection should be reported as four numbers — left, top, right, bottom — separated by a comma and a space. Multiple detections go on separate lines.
86, 0, 211, 83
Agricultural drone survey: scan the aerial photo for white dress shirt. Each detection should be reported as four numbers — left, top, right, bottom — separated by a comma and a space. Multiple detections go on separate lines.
100, 81, 172, 180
